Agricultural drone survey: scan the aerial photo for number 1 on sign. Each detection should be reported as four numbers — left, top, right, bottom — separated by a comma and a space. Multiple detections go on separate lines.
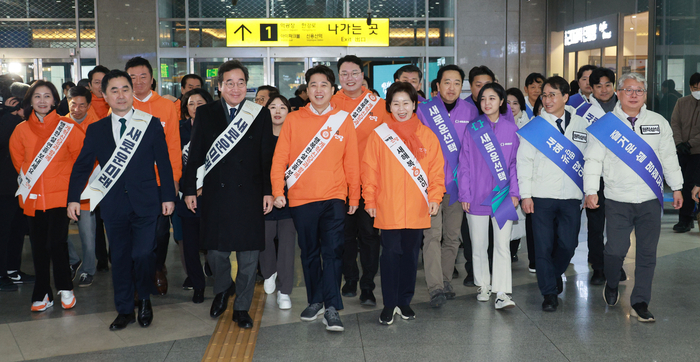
266, 26, 271, 38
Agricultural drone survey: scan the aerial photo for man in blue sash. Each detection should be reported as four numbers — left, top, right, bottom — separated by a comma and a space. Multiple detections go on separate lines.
574, 65, 597, 103
584, 73, 683, 322
516, 76, 589, 312
523, 73, 545, 120
418, 64, 477, 307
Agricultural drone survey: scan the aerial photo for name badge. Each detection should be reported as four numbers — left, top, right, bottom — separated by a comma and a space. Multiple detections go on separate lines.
640, 125, 660, 135
454, 119, 469, 124
572, 131, 587, 143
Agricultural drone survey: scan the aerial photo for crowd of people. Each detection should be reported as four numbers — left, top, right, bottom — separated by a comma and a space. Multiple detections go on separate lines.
0, 55, 699, 332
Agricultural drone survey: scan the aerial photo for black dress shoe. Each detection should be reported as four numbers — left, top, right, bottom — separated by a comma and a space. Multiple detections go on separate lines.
590, 270, 605, 285
109, 313, 136, 330
96, 259, 110, 272
673, 220, 692, 233
542, 294, 558, 312
137, 300, 153, 327
603, 282, 619, 306
556, 275, 564, 294
232, 310, 254, 329
359, 290, 377, 306
463, 275, 475, 287
193, 288, 205, 304
341, 281, 357, 297
210, 291, 230, 318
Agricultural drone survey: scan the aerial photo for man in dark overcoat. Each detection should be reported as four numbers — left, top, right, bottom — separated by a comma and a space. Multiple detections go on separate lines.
182, 60, 275, 329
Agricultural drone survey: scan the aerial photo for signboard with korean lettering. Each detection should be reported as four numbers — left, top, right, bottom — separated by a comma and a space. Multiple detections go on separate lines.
225, 18, 390, 47
564, 14, 618, 52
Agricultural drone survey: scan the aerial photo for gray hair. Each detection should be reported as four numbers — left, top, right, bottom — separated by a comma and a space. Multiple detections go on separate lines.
617, 73, 647, 90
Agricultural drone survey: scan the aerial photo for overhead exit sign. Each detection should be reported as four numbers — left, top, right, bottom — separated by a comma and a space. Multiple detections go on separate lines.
206, 68, 218, 78
226, 18, 389, 47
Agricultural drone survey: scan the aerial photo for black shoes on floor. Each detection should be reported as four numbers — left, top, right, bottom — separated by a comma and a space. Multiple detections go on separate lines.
232, 310, 253, 329
542, 294, 558, 312
341, 281, 357, 297
110, 313, 136, 330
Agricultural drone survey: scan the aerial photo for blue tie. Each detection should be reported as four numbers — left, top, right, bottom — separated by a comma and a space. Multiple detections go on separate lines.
229, 107, 237, 124
556, 118, 565, 134
119, 118, 127, 138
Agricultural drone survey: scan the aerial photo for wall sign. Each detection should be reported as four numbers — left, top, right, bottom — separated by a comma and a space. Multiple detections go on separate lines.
564, 14, 618, 52
225, 18, 390, 47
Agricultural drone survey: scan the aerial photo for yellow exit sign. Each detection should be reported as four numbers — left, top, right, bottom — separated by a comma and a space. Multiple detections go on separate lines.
226, 18, 389, 47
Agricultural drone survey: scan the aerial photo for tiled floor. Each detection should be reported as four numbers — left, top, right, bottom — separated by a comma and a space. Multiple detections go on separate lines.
1, 212, 699, 361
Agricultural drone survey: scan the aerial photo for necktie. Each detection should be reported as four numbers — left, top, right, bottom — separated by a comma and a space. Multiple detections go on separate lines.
628, 117, 637, 129
119, 118, 127, 138
556, 118, 565, 134
229, 107, 237, 124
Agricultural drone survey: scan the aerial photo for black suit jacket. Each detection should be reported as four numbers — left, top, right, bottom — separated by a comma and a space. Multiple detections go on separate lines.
182, 99, 274, 252
67, 112, 176, 220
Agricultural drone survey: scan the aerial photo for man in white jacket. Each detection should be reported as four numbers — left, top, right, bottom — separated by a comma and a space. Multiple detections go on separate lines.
584, 72, 683, 323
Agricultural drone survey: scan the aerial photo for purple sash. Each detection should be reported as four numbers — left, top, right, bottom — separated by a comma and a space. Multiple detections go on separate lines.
418, 97, 461, 202
467, 115, 518, 229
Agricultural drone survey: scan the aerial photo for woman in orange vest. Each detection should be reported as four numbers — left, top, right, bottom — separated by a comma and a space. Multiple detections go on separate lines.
9, 80, 85, 312
362, 82, 446, 325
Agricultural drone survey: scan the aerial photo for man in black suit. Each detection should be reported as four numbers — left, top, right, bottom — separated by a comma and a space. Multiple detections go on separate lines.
182, 60, 275, 329
67, 70, 176, 330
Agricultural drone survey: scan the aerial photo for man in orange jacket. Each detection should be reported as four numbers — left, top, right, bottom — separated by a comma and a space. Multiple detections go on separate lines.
271, 65, 360, 332
331, 55, 387, 305
86, 65, 110, 121
126, 57, 182, 295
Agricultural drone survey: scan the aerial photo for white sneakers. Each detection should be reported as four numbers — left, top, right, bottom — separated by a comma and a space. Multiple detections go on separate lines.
495, 292, 516, 310
277, 291, 292, 310
31, 294, 54, 312
476, 285, 492, 302
58, 290, 76, 309
264, 272, 277, 295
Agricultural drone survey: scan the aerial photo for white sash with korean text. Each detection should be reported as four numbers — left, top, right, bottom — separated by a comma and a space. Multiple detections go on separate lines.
16, 120, 74, 203
374, 123, 429, 206
196, 101, 261, 189
285, 110, 348, 189
80, 110, 152, 211
350, 92, 380, 129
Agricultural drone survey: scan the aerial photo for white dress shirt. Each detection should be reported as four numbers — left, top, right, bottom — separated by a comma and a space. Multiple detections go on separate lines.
111, 109, 135, 144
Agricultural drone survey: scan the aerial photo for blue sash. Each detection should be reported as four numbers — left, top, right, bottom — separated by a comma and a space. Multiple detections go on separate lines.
575, 102, 606, 125
525, 103, 534, 120
567, 93, 587, 109
586, 113, 664, 206
517, 116, 584, 192
467, 115, 518, 229
418, 97, 461, 203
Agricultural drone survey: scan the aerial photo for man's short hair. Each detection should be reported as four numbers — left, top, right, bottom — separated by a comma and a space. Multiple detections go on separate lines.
543, 76, 570, 96
617, 73, 647, 90
180, 74, 204, 89
576, 65, 597, 80
393, 64, 422, 82
77, 78, 90, 88
689, 73, 700, 87
305, 65, 335, 85
124, 57, 153, 76
430, 79, 439, 93
101, 69, 134, 94
88, 65, 110, 82
256, 85, 279, 96
62, 81, 75, 91
67, 85, 92, 104
524, 73, 545, 87
217, 60, 249, 84
661, 79, 675, 90
589, 67, 616, 86
437, 64, 465, 83
468, 65, 495, 84
337, 55, 362, 71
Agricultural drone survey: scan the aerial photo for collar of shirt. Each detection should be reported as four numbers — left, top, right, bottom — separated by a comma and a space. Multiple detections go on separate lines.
134, 91, 153, 102
310, 104, 333, 116
222, 98, 243, 119
111, 109, 135, 143
71, 115, 87, 124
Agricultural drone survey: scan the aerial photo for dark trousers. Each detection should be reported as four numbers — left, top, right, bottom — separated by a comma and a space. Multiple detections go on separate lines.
604, 199, 660, 305
0, 195, 27, 276
678, 153, 698, 222
104, 212, 157, 314
180, 217, 205, 290
260, 219, 297, 295
291, 199, 345, 310
27, 208, 72, 302
155, 214, 171, 271
94, 206, 109, 264
525, 213, 536, 266
531, 198, 581, 296
342, 197, 380, 291
207, 249, 259, 311
380, 229, 422, 308
586, 178, 606, 271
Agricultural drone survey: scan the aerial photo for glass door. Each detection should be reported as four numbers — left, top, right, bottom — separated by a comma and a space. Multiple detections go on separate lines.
272, 58, 306, 100
42, 59, 75, 90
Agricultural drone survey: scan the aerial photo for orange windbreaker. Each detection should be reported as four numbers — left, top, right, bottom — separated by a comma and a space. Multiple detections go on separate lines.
132, 91, 183, 183
174, 98, 182, 120
271, 103, 361, 208
9, 110, 85, 216
331, 87, 386, 163
361, 118, 446, 230
86, 93, 110, 120
73, 112, 100, 211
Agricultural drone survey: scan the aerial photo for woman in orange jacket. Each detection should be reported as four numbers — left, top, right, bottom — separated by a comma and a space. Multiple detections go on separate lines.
9, 80, 85, 312
361, 82, 446, 325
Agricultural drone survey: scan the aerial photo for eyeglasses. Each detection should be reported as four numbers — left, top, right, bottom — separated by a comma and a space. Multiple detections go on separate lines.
223, 80, 246, 89
254, 97, 267, 103
540, 93, 561, 100
620, 88, 646, 96
339, 71, 362, 79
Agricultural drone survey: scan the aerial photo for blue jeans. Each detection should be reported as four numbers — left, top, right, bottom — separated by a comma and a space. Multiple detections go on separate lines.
67, 210, 97, 275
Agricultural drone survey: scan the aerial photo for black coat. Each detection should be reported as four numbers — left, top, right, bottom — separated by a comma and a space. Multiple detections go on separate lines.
0, 113, 23, 196
182, 99, 274, 252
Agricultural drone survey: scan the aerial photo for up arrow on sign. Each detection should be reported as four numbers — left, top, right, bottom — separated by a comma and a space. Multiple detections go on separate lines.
234, 24, 252, 41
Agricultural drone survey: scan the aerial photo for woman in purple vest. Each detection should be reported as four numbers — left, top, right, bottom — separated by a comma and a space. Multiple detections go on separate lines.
457, 83, 520, 310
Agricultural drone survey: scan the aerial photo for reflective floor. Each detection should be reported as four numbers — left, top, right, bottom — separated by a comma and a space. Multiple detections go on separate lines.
1, 211, 699, 361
